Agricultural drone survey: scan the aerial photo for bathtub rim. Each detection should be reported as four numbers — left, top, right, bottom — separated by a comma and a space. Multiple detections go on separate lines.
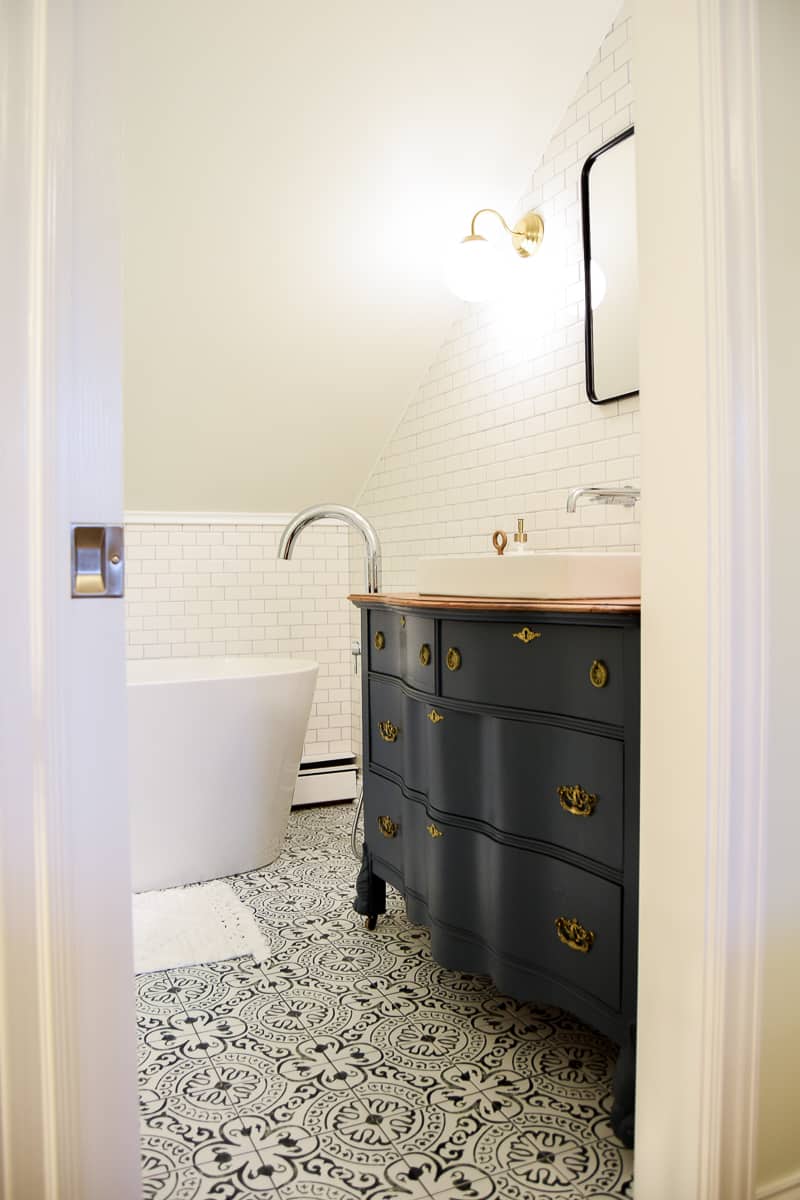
126, 654, 319, 687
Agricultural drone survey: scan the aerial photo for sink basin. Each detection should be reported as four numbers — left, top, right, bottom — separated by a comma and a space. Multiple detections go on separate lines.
416, 552, 640, 600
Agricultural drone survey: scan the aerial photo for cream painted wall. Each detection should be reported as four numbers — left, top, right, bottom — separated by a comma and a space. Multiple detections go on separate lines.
121, 0, 620, 512
757, 0, 800, 1189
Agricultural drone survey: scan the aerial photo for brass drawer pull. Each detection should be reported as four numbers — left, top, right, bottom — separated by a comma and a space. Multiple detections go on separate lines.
426, 823, 443, 839
374, 631, 386, 651
377, 815, 398, 838
427, 709, 444, 724
400, 615, 406, 628
446, 647, 462, 671
589, 659, 609, 688
419, 643, 432, 667
513, 627, 541, 645
558, 784, 598, 818
378, 720, 398, 743
555, 916, 595, 954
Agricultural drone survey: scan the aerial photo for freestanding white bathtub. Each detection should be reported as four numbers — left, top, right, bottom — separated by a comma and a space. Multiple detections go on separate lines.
127, 656, 318, 892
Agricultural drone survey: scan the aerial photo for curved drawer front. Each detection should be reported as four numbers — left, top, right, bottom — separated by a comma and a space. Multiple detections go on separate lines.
440, 619, 624, 724
426, 707, 624, 870
364, 771, 406, 882
368, 610, 436, 692
407, 812, 622, 1010
368, 678, 430, 794
368, 610, 403, 678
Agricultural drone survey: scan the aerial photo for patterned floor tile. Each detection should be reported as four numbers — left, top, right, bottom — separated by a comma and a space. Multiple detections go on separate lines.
136, 803, 632, 1199
138, 970, 191, 1019
490, 1133, 634, 1198
138, 1027, 247, 1158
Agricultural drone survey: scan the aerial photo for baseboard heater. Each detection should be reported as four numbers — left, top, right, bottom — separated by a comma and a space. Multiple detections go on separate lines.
293, 753, 358, 808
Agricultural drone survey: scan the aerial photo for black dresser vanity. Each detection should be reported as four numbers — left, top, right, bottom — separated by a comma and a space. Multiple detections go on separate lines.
350, 592, 640, 1137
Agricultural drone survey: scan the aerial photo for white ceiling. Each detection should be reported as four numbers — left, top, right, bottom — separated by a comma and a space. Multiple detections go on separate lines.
122, 0, 621, 512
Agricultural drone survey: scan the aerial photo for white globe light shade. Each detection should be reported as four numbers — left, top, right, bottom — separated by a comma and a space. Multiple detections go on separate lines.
590, 260, 607, 309
444, 235, 503, 303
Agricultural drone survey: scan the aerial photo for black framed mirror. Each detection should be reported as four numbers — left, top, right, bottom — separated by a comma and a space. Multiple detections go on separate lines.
581, 126, 638, 405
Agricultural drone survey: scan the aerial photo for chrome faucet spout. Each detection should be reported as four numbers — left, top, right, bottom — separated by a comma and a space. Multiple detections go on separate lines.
566, 485, 640, 513
277, 504, 381, 594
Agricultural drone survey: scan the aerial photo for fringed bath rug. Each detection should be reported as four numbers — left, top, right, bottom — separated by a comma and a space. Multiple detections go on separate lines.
132, 879, 270, 974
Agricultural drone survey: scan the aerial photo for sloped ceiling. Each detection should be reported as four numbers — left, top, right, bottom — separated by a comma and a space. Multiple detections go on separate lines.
122, 0, 621, 512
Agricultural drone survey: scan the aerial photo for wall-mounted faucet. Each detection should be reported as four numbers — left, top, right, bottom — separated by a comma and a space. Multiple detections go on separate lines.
566, 485, 640, 512
277, 504, 382, 594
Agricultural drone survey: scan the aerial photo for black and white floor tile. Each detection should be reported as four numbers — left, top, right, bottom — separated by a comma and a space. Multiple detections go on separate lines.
136, 803, 633, 1199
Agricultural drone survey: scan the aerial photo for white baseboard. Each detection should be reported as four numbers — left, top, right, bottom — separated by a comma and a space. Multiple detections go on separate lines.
757, 1169, 800, 1200
293, 768, 358, 807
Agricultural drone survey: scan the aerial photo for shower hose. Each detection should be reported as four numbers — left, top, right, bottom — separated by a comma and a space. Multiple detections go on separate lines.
349, 779, 364, 861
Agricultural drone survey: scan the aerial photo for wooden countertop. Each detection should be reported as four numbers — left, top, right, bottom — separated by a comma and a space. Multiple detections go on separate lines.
348, 592, 641, 614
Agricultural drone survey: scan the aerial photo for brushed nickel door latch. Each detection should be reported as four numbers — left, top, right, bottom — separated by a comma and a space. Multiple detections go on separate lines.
71, 524, 124, 597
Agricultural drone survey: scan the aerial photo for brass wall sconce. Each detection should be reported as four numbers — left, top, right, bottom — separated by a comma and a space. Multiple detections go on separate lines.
445, 207, 545, 303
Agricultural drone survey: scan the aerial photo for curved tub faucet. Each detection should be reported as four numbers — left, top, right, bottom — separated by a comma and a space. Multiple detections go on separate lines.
566, 485, 640, 513
277, 504, 382, 594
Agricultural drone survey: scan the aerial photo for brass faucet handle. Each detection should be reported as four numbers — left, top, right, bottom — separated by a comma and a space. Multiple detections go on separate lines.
513, 517, 528, 545
492, 530, 508, 556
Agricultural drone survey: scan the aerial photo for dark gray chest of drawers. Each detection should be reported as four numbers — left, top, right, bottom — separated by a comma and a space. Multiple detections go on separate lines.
352, 599, 640, 1057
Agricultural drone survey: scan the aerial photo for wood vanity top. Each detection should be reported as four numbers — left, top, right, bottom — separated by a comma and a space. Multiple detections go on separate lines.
348, 592, 641, 614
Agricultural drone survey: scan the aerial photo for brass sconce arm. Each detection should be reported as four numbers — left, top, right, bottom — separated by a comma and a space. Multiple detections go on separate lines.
469, 208, 516, 237
465, 207, 545, 258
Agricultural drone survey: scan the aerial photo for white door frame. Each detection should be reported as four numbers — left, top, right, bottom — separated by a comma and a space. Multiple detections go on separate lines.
635, 0, 768, 1197
697, 0, 767, 1193
0, 2, 141, 1197
0, 0, 771, 1197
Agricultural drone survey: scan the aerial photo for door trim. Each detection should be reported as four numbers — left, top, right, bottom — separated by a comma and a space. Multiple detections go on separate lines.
636, 0, 768, 1195
697, 0, 767, 1195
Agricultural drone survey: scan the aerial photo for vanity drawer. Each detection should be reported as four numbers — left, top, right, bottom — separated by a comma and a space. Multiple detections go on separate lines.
440, 619, 624, 724
368, 678, 429, 794
364, 771, 406, 884
367, 610, 436, 691
368, 610, 404, 677
407, 814, 622, 1010
425, 706, 624, 870
402, 613, 437, 692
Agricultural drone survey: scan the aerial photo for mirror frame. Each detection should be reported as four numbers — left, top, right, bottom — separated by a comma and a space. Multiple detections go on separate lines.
580, 125, 639, 405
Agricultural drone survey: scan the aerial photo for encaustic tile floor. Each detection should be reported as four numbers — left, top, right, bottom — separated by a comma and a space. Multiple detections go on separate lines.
136, 803, 634, 1200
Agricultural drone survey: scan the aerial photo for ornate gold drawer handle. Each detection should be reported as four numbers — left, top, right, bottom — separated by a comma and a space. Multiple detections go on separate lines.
446, 647, 462, 671
374, 631, 386, 651
419, 643, 432, 667
378, 720, 398, 743
555, 916, 595, 954
427, 709, 444, 724
558, 784, 598, 818
377, 815, 399, 838
426, 823, 443, 839
589, 659, 609, 688
513, 627, 542, 645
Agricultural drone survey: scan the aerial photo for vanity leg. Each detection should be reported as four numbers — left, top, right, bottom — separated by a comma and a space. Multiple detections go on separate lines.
353, 842, 386, 931
610, 1022, 636, 1148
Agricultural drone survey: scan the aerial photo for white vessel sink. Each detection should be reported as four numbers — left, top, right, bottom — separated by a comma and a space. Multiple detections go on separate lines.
416, 551, 640, 600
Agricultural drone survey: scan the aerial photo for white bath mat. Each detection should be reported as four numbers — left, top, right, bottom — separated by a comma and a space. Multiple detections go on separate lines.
132, 879, 270, 975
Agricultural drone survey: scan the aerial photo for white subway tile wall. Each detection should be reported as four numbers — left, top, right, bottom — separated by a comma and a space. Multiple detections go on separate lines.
356, 9, 636, 591
350, 7, 636, 750
124, 521, 353, 759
